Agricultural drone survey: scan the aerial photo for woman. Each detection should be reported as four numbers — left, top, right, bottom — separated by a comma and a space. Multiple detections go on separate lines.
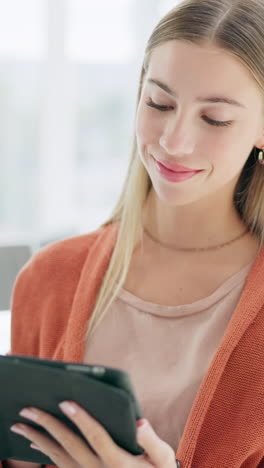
3, 0, 264, 467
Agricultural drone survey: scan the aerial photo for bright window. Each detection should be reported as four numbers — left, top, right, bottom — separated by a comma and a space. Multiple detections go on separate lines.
66, 0, 134, 63
0, 0, 46, 60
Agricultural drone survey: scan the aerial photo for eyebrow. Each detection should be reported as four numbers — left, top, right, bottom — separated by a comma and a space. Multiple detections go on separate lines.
147, 78, 246, 108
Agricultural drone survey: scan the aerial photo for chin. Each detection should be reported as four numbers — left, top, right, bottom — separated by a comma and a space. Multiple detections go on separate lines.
154, 188, 199, 207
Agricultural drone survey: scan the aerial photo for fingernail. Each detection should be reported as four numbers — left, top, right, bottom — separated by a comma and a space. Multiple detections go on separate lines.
10, 424, 27, 436
19, 408, 38, 421
137, 419, 146, 428
59, 401, 77, 415
30, 443, 40, 451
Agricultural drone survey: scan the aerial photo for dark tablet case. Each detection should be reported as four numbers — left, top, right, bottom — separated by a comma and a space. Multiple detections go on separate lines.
0, 355, 144, 466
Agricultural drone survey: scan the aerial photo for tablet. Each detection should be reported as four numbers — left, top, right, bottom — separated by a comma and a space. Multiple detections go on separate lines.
0, 354, 144, 465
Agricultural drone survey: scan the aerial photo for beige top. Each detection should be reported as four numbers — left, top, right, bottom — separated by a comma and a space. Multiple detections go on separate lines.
83, 261, 253, 453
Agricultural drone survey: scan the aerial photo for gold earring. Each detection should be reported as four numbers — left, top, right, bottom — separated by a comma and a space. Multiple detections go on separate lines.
259, 149, 264, 165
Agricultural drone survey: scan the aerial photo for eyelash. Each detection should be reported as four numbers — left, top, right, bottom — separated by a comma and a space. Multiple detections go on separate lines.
145, 99, 233, 128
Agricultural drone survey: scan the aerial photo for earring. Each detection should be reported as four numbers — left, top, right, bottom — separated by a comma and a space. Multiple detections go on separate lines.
259, 148, 264, 165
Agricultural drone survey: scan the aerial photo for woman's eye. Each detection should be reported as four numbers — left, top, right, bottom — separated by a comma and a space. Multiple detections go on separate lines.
203, 116, 232, 127
145, 99, 232, 128
146, 98, 173, 112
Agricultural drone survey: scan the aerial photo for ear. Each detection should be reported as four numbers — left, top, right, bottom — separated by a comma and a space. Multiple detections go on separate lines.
254, 121, 264, 150
254, 133, 264, 151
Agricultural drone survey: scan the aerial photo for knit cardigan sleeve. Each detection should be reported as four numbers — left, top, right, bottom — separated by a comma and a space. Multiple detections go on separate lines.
1, 229, 102, 468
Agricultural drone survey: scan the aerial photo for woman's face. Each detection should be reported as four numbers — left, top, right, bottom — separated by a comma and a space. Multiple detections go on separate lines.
136, 40, 264, 207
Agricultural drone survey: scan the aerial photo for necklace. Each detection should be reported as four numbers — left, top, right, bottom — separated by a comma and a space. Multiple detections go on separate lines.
143, 226, 249, 252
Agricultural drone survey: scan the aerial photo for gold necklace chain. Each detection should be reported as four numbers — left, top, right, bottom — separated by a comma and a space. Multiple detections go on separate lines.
143, 226, 249, 252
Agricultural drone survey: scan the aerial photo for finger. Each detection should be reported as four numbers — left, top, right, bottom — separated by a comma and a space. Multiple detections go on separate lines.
10, 422, 77, 468
136, 419, 176, 468
58, 401, 132, 467
18, 406, 100, 467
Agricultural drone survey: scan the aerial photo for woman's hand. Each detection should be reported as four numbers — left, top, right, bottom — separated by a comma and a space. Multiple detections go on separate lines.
10, 401, 178, 468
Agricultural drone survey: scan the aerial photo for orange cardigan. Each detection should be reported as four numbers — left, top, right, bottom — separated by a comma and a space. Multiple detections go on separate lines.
2, 222, 264, 468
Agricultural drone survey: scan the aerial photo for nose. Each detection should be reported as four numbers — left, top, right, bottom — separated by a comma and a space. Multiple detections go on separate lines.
159, 117, 194, 157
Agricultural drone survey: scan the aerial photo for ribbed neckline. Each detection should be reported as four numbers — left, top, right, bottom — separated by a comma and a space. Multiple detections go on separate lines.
117, 260, 254, 318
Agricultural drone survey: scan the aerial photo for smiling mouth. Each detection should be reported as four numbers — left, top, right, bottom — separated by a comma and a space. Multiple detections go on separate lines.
151, 155, 202, 173
150, 155, 204, 183
159, 161, 196, 173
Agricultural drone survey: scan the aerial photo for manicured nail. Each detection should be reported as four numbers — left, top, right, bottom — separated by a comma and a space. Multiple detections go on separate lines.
19, 408, 38, 421
59, 401, 77, 415
10, 424, 27, 436
137, 419, 146, 428
30, 443, 41, 451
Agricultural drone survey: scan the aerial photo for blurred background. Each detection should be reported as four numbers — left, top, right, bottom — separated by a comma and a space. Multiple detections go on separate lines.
0, 0, 180, 353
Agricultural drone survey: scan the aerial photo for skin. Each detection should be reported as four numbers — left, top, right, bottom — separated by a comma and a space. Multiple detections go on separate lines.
136, 40, 264, 248
9, 402, 176, 467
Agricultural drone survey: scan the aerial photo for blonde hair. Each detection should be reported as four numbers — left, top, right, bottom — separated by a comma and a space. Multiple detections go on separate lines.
85, 0, 264, 340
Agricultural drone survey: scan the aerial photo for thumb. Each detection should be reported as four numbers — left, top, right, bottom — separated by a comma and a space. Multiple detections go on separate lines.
136, 419, 176, 467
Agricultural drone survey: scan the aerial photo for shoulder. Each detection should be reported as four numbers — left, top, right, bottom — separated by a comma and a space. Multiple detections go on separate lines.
12, 223, 118, 296
9, 223, 119, 357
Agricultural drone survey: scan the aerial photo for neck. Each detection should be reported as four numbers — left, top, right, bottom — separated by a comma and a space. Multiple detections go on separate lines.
142, 185, 247, 250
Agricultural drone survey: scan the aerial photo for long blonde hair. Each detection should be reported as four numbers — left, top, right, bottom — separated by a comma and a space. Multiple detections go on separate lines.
85, 0, 264, 340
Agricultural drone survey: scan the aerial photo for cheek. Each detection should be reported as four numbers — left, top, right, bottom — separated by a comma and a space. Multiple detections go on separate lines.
205, 127, 241, 165
136, 106, 161, 146
208, 140, 253, 184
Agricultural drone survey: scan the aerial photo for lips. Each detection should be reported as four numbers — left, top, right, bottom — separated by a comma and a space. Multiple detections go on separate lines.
153, 157, 201, 173
154, 160, 202, 183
